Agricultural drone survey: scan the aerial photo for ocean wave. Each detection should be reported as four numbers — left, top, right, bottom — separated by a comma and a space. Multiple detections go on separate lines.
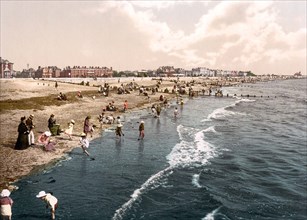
202, 98, 251, 121
202, 206, 222, 220
167, 129, 217, 168
192, 174, 202, 188
112, 167, 173, 220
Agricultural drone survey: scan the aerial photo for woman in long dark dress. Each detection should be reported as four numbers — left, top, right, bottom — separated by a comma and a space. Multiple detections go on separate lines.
15, 116, 30, 150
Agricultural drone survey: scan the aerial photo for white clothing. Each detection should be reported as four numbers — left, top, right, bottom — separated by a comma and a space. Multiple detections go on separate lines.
80, 138, 89, 148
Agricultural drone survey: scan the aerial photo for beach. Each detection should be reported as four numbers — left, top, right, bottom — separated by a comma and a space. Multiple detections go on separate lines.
0, 75, 292, 190
0, 76, 219, 190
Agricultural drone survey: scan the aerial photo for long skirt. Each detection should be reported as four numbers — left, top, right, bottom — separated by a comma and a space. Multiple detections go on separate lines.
15, 133, 30, 150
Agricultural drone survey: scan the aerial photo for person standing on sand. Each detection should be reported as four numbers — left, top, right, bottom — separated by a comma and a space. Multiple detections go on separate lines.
64, 119, 75, 140
15, 116, 30, 150
36, 191, 58, 220
80, 133, 90, 156
138, 121, 145, 140
83, 116, 93, 137
0, 189, 13, 220
123, 100, 128, 112
26, 114, 35, 145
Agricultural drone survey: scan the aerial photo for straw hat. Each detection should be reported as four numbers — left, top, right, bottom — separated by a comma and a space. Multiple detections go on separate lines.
140, 121, 144, 124
30, 114, 34, 118
44, 131, 51, 137
36, 191, 47, 198
71, 119, 75, 124
80, 132, 86, 137
117, 124, 123, 127
0, 189, 10, 197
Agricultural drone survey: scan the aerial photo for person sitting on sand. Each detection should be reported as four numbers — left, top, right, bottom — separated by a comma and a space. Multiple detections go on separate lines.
57, 92, 67, 101
64, 119, 75, 140
77, 91, 83, 98
37, 131, 56, 151
48, 114, 61, 136
106, 114, 115, 124
79, 133, 90, 156
36, 191, 58, 220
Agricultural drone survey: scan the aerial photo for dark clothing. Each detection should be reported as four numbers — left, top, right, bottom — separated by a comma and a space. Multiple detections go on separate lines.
139, 124, 144, 132
48, 116, 60, 136
115, 127, 122, 136
15, 122, 29, 150
26, 117, 34, 130
48, 117, 56, 129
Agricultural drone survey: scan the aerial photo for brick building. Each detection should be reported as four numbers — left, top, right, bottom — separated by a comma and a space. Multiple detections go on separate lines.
61, 66, 113, 78
0, 57, 14, 78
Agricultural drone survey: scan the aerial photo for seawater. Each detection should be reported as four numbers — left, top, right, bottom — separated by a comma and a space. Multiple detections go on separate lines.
11, 79, 307, 220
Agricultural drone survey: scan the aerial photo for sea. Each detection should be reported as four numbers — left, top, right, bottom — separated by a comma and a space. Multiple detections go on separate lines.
10, 78, 307, 220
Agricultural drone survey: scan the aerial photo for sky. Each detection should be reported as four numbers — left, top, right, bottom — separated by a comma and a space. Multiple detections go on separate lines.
0, 0, 306, 75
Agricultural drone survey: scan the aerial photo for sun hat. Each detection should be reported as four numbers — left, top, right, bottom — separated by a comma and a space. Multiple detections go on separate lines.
117, 123, 123, 127
71, 119, 75, 124
30, 114, 34, 118
0, 189, 10, 197
36, 191, 47, 198
80, 132, 86, 137
141, 121, 144, 124
44, 131, 51, 137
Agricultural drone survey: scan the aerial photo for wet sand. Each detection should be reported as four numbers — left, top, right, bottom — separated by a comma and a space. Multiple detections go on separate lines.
0, 76, 245, 190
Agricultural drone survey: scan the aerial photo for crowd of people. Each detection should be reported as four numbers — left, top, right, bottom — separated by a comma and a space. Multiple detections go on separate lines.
7, 78, 189, 219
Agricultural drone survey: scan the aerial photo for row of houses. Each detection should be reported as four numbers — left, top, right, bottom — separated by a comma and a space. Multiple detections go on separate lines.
19, 66, 113, 78
0, 57, 273, 79
0, 58, 256, 79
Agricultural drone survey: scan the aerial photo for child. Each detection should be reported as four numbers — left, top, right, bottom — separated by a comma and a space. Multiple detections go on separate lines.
36, 191, 58, 220
79, 133, 90, 156
0, 189, 13, 220
64, 119, 75, 140
174, 107, 179, 118
37, 131, 56, 151
138, 121, 145, 140
115, 123, 124, 138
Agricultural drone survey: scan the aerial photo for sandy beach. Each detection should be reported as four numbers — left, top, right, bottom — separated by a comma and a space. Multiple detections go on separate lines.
1, 77, 213, 190
0, 75, 264, 191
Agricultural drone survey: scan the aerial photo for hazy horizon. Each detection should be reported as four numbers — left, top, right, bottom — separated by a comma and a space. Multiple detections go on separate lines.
1, 1, 306, 75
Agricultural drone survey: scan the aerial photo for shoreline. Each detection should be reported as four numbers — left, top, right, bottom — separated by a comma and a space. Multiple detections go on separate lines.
0, 76, 296, 191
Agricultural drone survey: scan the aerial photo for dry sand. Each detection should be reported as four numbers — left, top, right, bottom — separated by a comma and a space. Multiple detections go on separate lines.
0, 77, 180, 190
0, 76, 242, 191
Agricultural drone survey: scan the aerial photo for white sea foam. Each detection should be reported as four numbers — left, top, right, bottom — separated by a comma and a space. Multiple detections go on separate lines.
112, 167, 173, 220
167, 128, 217, 168
203, 126, 216, 133
202, 98, 252, 121
113, 125, 218, 219
235, 98, 256, 103
202, 206, 221, 220
192, 174, 202, 188
207, 106, 235, 120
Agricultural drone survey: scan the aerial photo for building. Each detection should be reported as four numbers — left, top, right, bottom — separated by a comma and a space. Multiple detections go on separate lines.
34, 66, 61, 78
157, 66, 176, 77
0, 57, 14, 78
61, 66, 113, 78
